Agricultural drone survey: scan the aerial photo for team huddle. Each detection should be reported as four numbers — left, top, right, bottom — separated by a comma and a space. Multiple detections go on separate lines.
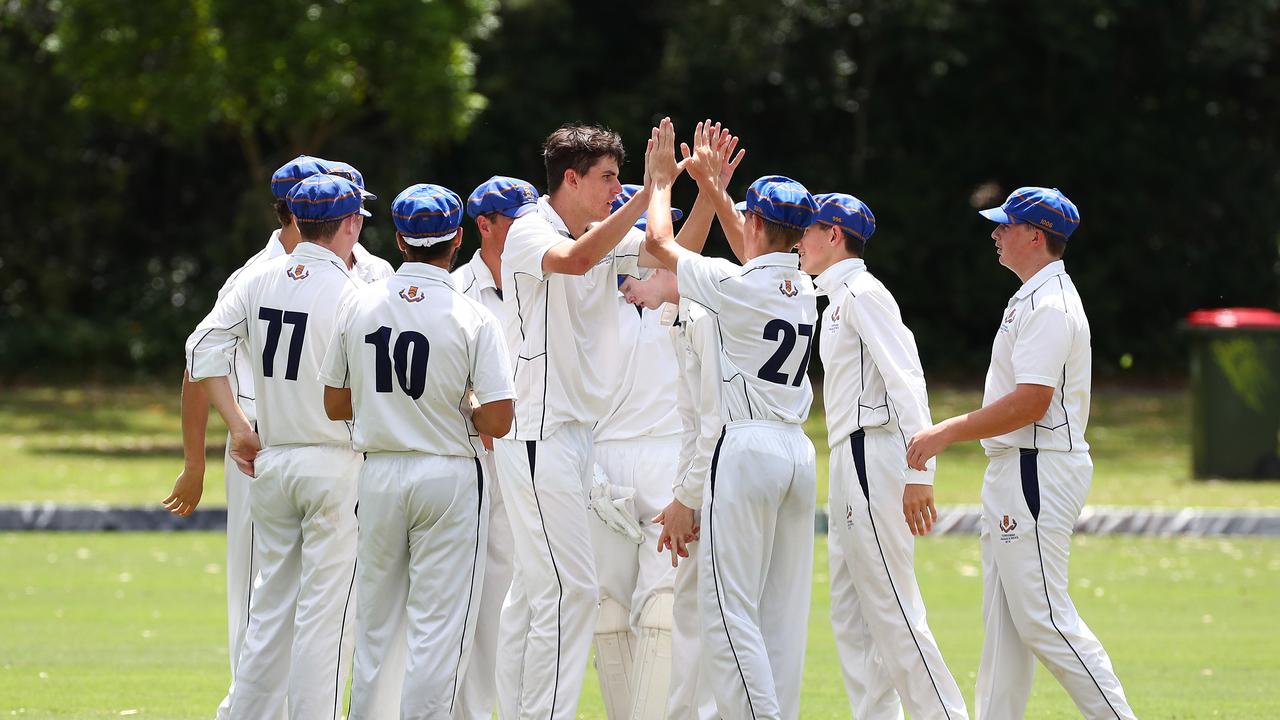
168, 117, 1139, 719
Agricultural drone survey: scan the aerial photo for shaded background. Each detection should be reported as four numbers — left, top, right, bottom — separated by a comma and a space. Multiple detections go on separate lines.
1, 0, 1277, 381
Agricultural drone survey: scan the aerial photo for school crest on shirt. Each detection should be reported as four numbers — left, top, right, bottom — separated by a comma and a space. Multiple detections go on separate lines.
286, 264, 309, 281
998, 514, 1019, 543
399, 285, 425, 303
999, 306, 1017, 333
779, 279, 798, 297
845, 504, 855, 529
832, 305, 841, 321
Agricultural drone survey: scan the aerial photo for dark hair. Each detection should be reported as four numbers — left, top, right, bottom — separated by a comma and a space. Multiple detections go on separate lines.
758, 216, 804, 251
298, 217, 344, 242
402, 232, 458, 264
1046, 234, 1068, 258
842, 230, 866, 258
273, 198, 292, 227
543, 124, 625, 193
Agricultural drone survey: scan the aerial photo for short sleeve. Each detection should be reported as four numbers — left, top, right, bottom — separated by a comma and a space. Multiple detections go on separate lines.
611, 228, 644, 279
471, 307, 516, 405
187, 278, 252, 380
503, 215, 560, 282
318, 294, 356, 389
1012, 304, 1072, 387
676, 254, 738, 314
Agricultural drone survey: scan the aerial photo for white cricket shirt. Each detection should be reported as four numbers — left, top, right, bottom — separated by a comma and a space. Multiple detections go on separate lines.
501, 198, 643, 440
981, 260, 1092, 455
452, 250, 519, 362
319, 262, 514, 457
676, 251, 817, 425
671, 299, 724, 509
815, 258, 935, 484
593, 297, 682, 443
187, 241, 363, 449
212, 231, 391, 421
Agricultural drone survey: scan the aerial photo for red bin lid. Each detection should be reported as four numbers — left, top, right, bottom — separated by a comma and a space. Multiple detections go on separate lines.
1185, 307, 1280, 329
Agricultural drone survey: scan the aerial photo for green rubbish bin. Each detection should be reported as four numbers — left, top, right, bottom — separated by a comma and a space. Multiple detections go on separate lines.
1185, 308, 1280, 479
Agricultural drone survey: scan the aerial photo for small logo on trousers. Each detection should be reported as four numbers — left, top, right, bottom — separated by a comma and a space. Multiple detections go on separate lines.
999, 514, 1019, 543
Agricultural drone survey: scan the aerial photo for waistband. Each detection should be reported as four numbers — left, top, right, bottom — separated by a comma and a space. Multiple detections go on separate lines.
725, 419, 805, 433
985, 447, 1088, 459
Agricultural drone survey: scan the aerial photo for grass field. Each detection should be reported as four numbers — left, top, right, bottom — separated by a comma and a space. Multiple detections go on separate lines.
2, 532, 1277, 718
4, 384, 1280, 509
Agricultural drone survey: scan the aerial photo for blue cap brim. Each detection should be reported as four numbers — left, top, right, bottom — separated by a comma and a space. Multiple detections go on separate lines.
671, 208, 685, 222
359, 189, 377, 201
979, 207, 1013, 224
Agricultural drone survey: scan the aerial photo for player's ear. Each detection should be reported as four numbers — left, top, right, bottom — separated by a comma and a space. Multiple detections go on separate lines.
452, 227, 464, 250
563, 168, 578, 190
394, 232, 408, 254
476, 214, 491, 235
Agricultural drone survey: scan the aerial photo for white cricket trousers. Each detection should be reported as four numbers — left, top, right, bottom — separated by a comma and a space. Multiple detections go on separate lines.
591, 437, 679, 631
699, 420, 816, 720
667, 530, 718, 720
454, 451, 514, 720
348, 452, 488, 720
976, 449, 1137, 720
828, 429, 968, 720
215, 440, 265, 720
493, 422, 598, 720
229, 444, 361, 720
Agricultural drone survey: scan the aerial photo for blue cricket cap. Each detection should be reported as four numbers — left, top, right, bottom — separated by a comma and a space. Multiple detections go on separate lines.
611, 184, 683, 229
979, 187, 1080, 240
744, 176, 817, 230
286, 174, 370, 223
467, 176, 539, 219
323, 160, 377, 201
271, 155, 330, 199
813, 193, 876, 242
393, 183, 464, 246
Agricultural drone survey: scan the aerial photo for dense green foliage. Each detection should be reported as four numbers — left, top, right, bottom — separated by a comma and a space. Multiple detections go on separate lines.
1, 0, 1277, 379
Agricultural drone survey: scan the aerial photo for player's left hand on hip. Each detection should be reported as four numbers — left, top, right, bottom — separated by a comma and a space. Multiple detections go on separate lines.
902, 483, 938, 536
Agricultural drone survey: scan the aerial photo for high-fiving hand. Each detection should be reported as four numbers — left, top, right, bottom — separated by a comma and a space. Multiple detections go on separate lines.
644, 117, 687, 188
681, 119, 746, 192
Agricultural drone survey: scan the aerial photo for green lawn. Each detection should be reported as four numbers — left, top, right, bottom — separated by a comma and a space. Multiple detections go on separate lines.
4, 384, 1279, 509
2, 532, 1277, 718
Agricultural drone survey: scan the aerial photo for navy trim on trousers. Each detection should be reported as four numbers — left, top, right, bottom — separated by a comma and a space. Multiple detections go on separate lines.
334, 508, 358, 720
707, 427, 756, 719
1019, 449, 1122, 719
451, 457, 485, 713
851, 430, 953, 718
525, 440, 562, 717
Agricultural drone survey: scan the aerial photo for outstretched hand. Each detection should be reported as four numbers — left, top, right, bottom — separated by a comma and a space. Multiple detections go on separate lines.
644, 117, 686, 188
681, 119, 745, 192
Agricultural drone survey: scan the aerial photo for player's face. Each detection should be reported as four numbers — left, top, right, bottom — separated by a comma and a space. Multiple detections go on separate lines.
480, 213, 517, 255
796, 223, 837, 274
576, 157, 623, 223
992, 222, 1037, 271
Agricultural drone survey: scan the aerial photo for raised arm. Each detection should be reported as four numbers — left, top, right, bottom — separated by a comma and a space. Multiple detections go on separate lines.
643, 118, 692, 272
542, 189, 650, 275
683, 120, 747, 262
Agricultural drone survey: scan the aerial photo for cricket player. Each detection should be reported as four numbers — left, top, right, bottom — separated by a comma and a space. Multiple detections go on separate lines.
165, 155, 389, 720
646, 120, 819, 720
619, 267, 720, 720
186, 173, 369, 720
797, 193, 968, 720
493, 120, 707, 719
320, 182, 516, 719
451, 175, 539, 720
906, 187, 1137, 720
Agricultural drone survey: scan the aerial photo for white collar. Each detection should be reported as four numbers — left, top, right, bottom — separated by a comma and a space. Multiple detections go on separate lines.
1014, 260, 1067, 299
292, 241, 345, 264
743, 251, 800, 272
813, 257, 865, 294
535, 196, 574, 239
397, 262, 453, 283
465, 250, 498, 292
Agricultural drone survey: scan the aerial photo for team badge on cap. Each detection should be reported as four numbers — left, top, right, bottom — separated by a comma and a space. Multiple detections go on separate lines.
466, 176, 540, 219
611, 184, 684, 230
393, 183, 464, 246
812, 193, 876, 242
979, 187, 1080, 240
285, 174, 369, 223
744, 175, 817, 230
